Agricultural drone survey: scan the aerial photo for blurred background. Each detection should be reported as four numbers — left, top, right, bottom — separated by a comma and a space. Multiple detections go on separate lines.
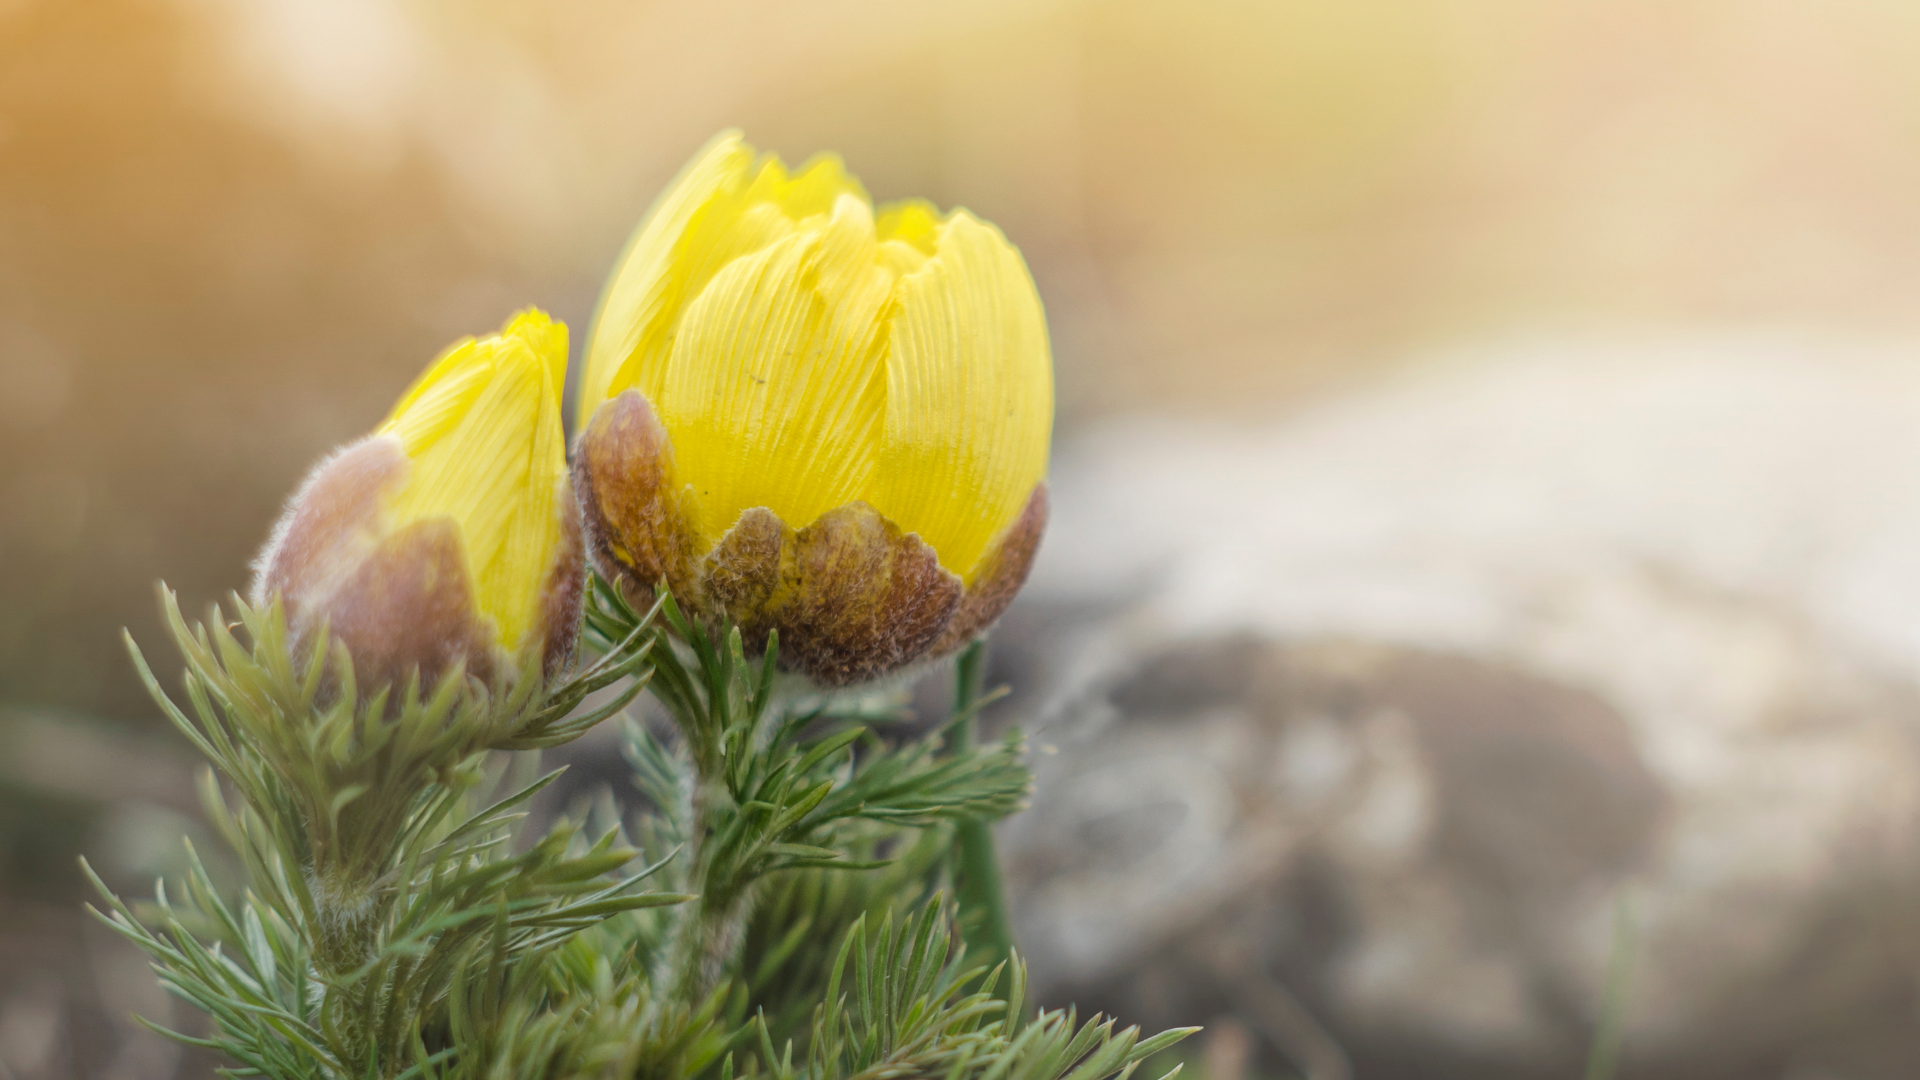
8, 1, 1920, 1078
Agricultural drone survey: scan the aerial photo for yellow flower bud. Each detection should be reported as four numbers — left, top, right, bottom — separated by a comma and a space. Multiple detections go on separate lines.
574, 132, 1051, 685
254, 311, 584, 693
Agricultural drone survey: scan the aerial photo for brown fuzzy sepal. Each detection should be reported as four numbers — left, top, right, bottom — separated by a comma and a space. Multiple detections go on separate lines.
253, 436, 584, 697
574, 389, 1051, 687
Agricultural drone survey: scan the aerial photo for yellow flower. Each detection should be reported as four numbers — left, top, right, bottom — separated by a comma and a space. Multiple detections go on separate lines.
254, 311, 584, 693
574, 132, 1052, 685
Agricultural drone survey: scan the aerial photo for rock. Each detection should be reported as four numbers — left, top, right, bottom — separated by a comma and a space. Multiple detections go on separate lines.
998, 334, 1920, 1080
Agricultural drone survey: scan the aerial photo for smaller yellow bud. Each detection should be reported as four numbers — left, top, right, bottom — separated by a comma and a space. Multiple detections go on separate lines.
253, 311, 584, 694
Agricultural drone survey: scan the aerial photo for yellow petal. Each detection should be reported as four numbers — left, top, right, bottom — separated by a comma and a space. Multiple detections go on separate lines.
378, 310, 570, 652
869, 211, 1053, 583
579, 132, 870, 427
582, 132, 1056, 593
580, 132, 754, 420
659, 194, 896, 548
876, 199, 941, 255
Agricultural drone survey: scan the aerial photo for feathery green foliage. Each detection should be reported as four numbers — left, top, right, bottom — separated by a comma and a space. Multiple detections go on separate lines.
753, 902, 1195, 1080
87, 577, 1195, 1079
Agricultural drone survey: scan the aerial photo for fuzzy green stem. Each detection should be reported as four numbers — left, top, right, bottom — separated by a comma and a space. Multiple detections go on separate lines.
951, 639, 1016, 978
307, 867, 382, 1068
658, 778, 754, 1005
661, 883, 755, 1007
309, 869, 380, 975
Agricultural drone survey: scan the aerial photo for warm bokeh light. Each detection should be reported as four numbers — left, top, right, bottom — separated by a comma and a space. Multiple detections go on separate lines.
8, 3, 1920, 1077
6, 0, 1920, 716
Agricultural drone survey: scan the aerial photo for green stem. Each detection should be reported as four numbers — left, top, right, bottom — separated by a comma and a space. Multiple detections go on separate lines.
651, 618, 753, 1007
306, 866, 381, 1068
951, 639, 1016, 978
1582, 896, 1638, 1080
658, 776, 753, 1007
662, 884, 753, 1007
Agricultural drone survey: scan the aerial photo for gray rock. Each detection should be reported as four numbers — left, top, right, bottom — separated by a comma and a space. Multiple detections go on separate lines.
1000, 335, 1920, 1080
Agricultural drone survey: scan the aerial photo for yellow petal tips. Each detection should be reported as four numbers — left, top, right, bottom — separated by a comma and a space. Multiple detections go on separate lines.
871, 211, 1052, 584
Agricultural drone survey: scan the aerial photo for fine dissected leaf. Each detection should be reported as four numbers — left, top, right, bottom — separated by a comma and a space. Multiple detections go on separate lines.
96, 576, 1192, 1080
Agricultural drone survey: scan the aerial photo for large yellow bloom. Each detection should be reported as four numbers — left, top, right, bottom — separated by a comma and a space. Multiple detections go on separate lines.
254, 311, 584, 693
574, 132, 1052, 685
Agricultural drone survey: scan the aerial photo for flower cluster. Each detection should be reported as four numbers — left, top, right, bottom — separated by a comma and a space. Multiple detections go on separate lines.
100, 132, 1201, 1080
256, 131, 1052, 693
